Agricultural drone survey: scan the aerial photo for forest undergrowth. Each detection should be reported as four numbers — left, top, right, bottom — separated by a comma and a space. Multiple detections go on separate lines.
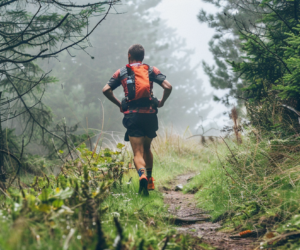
0, 131, 203, 250
184, 129, 300, 249
2, 126, 300, 249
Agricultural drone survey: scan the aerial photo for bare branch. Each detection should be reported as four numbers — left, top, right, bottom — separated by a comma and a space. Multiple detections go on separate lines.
6, 75, 65, 142
51, 0, 119, 8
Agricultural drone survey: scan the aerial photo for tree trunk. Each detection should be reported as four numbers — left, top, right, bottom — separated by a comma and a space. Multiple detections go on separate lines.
0, 92, 5, 183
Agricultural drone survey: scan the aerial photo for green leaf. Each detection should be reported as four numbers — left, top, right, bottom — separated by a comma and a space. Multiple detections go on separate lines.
53, 187, 73, 200
116, 143, 125, 149
52, 199, 64, 208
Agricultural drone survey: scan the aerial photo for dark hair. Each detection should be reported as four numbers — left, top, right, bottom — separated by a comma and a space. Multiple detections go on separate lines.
128, 44, 145, 61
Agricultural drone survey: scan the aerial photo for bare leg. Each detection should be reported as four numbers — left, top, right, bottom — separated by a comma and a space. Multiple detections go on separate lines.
129, 136, 149, 195
129, 136, 146, 172
143, 136, 153, 176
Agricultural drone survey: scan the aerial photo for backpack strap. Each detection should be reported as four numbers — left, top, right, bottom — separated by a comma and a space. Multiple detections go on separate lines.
148, 66, 154, 95
120, 66, 128, 80
148, 66, 154, 76
121, 65, 152, 79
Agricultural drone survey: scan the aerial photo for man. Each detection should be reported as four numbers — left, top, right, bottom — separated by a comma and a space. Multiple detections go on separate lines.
102, 44, 172, 195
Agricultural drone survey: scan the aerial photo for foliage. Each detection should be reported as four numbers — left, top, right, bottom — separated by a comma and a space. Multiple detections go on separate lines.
184, 131, 300, 248
0, 0, 116, 140
228, 0, 300, 133
198, 0, 261, 106
0, 128, 21, 154
278, 24, 300, 100
0, 0, 119, 183
244, 94, 300, 137
200, 0, 300, 133
0, 143, 124, 249
0, 138, 206, 250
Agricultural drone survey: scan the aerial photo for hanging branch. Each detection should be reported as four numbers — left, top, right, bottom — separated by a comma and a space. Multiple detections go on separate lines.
0, 0, 119, 182
0, 0, 118, 145
7, 75, 65, 142
0, 149, 22, 188
51, 138, 65, 163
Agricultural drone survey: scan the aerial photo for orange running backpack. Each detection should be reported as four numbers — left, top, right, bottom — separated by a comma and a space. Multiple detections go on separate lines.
120, 64, 159, 113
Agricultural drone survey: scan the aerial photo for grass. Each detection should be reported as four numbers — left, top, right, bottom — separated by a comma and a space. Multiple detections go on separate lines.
5, 126, 300, 249
151, 129, 203, 186
0, 131, 206, 250
183, 128, 300, 248
0, 175, 187, 250
102, 172, 172, 249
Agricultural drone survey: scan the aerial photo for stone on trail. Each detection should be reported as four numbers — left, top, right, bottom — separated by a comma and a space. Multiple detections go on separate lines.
175, 184, 183, 191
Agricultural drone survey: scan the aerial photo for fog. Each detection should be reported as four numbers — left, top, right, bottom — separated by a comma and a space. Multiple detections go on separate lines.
43, 0, 228, 137
156, 0, 230, 126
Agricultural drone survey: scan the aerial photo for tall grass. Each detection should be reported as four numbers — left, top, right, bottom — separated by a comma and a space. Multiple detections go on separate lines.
3, 125, 300, 249
184, 128, 300, 247
150, 128, 204, 186
0, 130, 205, 250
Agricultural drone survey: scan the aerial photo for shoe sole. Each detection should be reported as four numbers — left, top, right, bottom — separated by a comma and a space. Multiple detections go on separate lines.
139, 178, 149, 196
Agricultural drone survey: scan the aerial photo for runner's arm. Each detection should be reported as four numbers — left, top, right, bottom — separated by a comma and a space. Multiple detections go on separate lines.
158, 79, 172, 108
102, 84, 121, 108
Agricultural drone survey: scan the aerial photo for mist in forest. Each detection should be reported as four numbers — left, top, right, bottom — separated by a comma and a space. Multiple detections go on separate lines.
42, 0, 219, 137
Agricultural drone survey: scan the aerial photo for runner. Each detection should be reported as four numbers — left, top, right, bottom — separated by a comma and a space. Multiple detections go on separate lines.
102, 44, 172, 195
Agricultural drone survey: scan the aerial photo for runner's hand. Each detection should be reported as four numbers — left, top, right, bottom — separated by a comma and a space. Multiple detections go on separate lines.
158, 100, 164, 108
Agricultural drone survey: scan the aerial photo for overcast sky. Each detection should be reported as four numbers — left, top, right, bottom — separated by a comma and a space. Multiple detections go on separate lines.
156, 0, 216, 69
155, 0, 230, 128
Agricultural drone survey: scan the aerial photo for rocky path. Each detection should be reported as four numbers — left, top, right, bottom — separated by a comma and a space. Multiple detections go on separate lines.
162, 173, 258, 250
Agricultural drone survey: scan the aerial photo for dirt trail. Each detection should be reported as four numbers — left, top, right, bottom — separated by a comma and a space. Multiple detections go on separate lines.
162, 173, 258, 250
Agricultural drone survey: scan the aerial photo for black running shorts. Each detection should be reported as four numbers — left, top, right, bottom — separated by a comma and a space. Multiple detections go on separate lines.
122, 113, 158, 141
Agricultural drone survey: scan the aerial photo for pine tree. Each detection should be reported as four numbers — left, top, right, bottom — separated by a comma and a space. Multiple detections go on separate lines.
200, 0, 300, 135
229, 0, 300, 134
0, 0, 118, 184
198, 0, 261, 106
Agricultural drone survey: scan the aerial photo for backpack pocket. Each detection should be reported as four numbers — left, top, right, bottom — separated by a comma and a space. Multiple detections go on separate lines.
127, 75, 135, 100
131, 65, 150, 100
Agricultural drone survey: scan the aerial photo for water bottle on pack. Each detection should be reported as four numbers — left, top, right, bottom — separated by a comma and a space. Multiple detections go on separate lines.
127, 76, 135, 100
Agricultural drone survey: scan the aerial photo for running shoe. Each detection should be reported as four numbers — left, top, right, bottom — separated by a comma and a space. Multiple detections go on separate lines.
139, 175, 149, 196
147, 177, 155, 190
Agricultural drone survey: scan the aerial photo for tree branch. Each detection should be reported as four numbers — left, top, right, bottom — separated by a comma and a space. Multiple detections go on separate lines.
6, 75, 65, 142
